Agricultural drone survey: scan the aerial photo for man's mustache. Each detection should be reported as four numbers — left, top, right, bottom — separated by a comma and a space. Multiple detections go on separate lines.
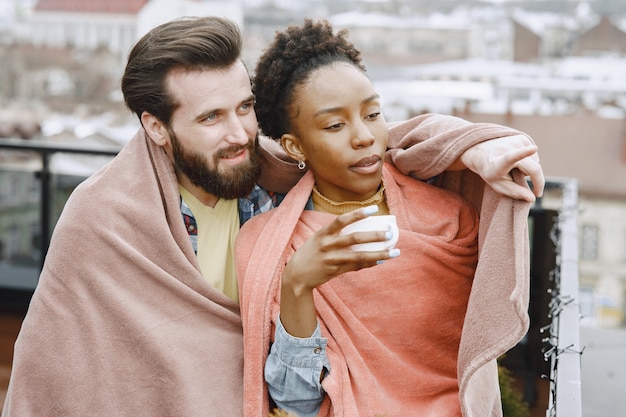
215, 138, 256, 159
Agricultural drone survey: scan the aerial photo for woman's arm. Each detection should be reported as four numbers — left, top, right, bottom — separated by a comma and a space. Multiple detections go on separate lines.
266, 206, 398, 415
265, 319, 329, 417
385, 114, 544, 202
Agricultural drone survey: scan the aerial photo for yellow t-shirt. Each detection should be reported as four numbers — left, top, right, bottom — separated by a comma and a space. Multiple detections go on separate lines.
179, 186, 240, 302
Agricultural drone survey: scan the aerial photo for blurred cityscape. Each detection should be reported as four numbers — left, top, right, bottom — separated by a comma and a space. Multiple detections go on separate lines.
1, 0, 626, 415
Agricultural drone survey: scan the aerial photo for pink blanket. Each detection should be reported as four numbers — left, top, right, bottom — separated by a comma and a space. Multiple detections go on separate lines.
3, 130, 245, 416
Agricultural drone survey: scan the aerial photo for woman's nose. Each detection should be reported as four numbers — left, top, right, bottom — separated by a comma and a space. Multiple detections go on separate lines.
351, 122, 375, 148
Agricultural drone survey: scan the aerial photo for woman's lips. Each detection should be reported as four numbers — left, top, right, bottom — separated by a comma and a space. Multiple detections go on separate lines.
350, 155, 382, 174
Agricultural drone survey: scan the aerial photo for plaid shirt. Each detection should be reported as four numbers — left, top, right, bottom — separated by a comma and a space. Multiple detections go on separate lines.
180, 184, 284, 254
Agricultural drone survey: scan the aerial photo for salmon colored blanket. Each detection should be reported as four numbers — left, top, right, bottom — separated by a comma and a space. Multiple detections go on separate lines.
237, 164, 480, 416
238, 134, 531, 416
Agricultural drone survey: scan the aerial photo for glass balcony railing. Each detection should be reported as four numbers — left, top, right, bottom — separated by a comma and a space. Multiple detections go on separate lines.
0, 138, 582, 415
0, 137, 119, 311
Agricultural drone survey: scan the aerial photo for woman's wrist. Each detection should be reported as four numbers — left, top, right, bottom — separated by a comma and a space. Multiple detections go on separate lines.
280, 267, 318, 337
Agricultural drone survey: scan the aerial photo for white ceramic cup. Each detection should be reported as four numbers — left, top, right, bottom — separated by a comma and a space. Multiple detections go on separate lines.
340, 214, 399, 252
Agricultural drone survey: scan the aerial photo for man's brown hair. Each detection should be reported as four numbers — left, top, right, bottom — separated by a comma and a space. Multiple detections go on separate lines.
122, 16, 243, 126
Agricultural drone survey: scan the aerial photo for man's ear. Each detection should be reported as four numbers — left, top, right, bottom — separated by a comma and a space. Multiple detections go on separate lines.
141, 111, 168, 147
281, 133, 305, 162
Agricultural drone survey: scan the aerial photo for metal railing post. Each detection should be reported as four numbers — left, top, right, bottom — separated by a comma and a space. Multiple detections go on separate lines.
38, 151, 51, 269
0, 138, 120, 272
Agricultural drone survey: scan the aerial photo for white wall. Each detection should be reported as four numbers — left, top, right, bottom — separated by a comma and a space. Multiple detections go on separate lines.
580, 326, 626, 416
578, 196, 626, 328
136, 0, 244, 40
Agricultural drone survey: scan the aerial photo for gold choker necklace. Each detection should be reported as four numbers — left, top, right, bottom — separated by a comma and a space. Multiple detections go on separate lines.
311, 179, 387, 215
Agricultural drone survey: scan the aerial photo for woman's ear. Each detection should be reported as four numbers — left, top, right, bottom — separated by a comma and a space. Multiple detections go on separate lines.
141, 111, 168, 147
281, 133, 306, 162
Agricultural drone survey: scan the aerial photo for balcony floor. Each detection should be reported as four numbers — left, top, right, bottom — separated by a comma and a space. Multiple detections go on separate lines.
0, 312, 24, 411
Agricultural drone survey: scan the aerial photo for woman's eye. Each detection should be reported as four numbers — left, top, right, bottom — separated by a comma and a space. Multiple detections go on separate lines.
366, 112, 380, 120
325, 123, 344, 130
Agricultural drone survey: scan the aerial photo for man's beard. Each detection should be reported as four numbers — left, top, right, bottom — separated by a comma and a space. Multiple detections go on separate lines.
169, 128, 262, 200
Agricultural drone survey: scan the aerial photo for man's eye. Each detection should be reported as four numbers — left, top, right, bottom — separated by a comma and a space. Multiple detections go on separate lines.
240, 101, 254, 111
205, 113, 218, 122
366, 112, 380, 120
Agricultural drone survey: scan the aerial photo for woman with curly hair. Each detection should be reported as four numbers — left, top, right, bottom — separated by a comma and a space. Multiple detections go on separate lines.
236, 19, 532, 417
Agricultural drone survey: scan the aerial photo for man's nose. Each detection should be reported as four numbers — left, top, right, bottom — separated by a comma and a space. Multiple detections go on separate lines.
224, 114, 250, 146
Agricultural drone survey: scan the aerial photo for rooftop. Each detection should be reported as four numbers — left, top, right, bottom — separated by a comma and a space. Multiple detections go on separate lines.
34, 0, 149, 14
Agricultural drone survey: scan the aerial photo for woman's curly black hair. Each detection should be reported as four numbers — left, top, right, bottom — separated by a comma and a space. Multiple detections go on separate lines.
253, 19, 365, 140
